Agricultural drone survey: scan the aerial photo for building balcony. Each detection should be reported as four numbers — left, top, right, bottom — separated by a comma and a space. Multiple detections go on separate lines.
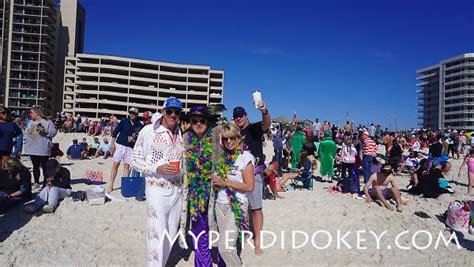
445, 78, 474, 86
186, 90, 208, 96
416, 72, 437, 80
445, 94, 474, 101
210, 85, 223, 90
159, 87, 187, 95
416, 81, 429, 87
445, 85, 474, 92
445, 62, 474, 71
186, 98, 208, 105
445, 70, 474, 78
209, 92, 222, 98
159, 70, 188, 77
444, 118, 474, 123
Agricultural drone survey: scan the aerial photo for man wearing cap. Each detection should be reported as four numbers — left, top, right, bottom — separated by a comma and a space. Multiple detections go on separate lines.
130, 97, 184, 267
232, 101, 270, 256
362, 131, 377, 184
108, 107, 143, 193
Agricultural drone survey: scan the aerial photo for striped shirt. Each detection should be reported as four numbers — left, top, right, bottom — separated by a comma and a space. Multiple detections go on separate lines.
363, 137, 377, 156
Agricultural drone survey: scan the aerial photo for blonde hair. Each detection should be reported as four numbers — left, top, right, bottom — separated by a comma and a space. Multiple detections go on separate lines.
31, 106, 47, 120
220, 123, 241, 140
3, 157, 26, 180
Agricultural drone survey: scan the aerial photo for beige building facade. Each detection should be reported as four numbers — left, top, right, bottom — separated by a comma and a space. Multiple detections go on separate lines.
63, 53, 224, 118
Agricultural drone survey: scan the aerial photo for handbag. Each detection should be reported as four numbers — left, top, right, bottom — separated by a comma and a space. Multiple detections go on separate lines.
121, 169, 145, 198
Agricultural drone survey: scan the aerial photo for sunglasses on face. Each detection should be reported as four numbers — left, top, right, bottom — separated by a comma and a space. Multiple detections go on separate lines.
191, 118, 207, 125
233, 115, 244, 120
165, 109, 181, 116
222, 136, 238, 143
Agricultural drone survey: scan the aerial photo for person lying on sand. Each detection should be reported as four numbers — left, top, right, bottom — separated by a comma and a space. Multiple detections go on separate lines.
363, 163, 406, 212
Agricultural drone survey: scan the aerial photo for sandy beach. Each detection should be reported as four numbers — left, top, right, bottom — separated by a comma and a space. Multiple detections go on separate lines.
0, 132, 473, 266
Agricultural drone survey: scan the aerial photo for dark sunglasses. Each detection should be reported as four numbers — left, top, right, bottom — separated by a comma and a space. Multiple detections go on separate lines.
233, 115, 245, 120
191, 118, 207, 125
165, 109, 181, 116
222, 136, 238, 142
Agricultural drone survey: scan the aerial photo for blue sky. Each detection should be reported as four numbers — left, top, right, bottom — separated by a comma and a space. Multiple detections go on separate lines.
77, 0, 473, 129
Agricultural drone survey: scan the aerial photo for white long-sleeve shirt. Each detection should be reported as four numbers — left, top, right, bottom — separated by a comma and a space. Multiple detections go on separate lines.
130, 117, 184, 191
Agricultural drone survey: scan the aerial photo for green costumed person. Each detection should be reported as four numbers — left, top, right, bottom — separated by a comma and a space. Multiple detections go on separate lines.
318, 130, 336, 182
290, 126, 306, 171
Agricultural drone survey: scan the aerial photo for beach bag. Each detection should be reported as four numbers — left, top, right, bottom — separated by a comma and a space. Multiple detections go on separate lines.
121, 169, 144, 198
446, 201, 470, 232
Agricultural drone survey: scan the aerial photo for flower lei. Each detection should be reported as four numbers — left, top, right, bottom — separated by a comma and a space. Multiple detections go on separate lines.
185, 129, 213, 221
213, 142, 249, 239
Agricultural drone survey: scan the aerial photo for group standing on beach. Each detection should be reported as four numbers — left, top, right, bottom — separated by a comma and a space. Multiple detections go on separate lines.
129, 97, 271, 266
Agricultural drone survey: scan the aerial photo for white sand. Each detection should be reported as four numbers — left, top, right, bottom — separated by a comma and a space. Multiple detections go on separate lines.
0, 133, 473, 266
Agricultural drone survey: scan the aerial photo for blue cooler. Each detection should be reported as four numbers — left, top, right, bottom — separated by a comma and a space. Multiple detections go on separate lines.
121, 169, 144, 198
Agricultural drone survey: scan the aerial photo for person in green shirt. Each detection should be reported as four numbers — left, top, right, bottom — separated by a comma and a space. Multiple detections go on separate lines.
290, 126, 306, 171
318, 130, 337, 182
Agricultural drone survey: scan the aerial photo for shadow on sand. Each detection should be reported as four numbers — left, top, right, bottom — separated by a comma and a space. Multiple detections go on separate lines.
0, 203, 33, 242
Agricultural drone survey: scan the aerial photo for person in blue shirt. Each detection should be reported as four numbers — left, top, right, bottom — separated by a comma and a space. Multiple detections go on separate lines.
11, 118, 24, 158
94, 137, 112, 159
0, 107, 22, 165
108, 108, 143, 192
67, 139, 86, 160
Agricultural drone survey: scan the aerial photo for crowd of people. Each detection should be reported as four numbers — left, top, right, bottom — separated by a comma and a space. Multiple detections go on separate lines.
265, 118, 474, 210
1, 97, 474, 266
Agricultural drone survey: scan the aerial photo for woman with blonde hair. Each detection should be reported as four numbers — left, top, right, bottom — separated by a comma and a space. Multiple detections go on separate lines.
24, 107, 57, 189
0, 157, 31, 213
211, 123, 255, 266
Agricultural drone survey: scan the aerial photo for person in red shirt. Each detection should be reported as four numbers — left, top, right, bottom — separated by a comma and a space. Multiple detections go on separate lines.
264, 159, 284, 199
362, 131, 377, 183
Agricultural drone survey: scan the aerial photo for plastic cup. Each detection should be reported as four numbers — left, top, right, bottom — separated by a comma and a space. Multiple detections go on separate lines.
252, 90, 262, 109
170, 161, 180, 174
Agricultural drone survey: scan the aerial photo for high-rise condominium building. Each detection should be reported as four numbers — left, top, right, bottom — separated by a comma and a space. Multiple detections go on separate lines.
417, 53, 474, 130
0, 0, 84, 116
63, 53, 224, 118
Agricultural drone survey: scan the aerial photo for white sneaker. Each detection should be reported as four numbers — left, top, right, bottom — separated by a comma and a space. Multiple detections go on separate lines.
42, 205, 55, 213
